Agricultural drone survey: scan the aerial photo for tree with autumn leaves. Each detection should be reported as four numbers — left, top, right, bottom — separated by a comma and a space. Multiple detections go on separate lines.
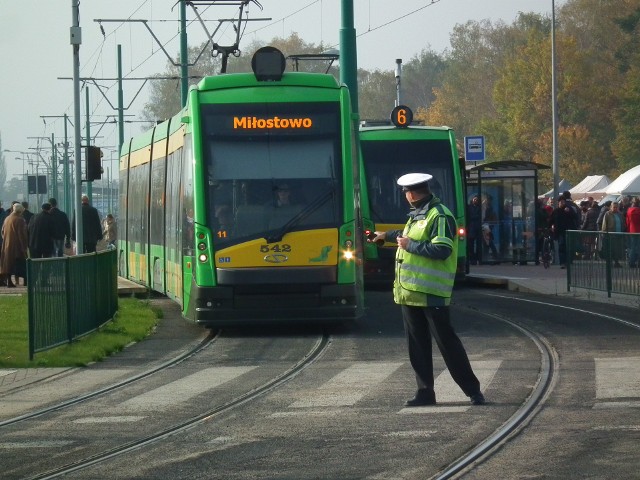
419, 0, 640, 189
142, 0, 639, 191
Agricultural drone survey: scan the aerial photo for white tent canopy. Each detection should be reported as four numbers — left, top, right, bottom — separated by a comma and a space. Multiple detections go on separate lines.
604, 165, 640, 196
570, 175, 610, 196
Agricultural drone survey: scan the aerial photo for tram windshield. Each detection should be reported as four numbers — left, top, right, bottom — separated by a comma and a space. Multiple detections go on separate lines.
361, 139, 460, 223
200, 103, 343, 246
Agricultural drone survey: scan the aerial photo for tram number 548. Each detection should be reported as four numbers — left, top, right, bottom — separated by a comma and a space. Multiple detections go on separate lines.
260, 244, 292, 253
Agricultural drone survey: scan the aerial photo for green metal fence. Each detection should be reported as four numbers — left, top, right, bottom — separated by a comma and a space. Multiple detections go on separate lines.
27, 249, 118, 359
567, 230, 640, 298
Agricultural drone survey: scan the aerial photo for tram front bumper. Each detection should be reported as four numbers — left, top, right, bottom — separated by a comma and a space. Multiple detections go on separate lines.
190, 283, 360, 325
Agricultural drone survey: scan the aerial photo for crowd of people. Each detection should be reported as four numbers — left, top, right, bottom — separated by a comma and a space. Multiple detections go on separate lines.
0, 197, 117, 288
467, 190, 640, 268
539, 191, 640, 268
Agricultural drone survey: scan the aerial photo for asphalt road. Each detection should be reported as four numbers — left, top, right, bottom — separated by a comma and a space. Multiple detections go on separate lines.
1, 288, 639, 479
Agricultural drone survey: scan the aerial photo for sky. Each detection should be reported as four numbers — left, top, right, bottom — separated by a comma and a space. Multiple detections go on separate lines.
0, 0, 556, 182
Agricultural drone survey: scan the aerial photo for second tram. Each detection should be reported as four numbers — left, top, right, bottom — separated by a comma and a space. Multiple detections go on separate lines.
360, 107, 467, 284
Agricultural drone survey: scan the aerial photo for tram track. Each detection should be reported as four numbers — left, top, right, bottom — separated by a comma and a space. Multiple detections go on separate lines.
0, 330, 217, 429
432, 292, 640, 479
18, 331, 331, 480
5, 291, 640, 479
430, 304, 559, 479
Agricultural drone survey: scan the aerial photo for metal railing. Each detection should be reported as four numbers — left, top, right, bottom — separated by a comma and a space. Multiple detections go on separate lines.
27, 249, 118, 359
567, 230, 640, 298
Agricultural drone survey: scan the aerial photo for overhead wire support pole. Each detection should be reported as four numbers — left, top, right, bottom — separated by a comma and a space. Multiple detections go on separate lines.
180, 1, 188, 107
86, 86, 92, 199
71, 0, 84, 252
117, 45, 125, 154
41, 114, 74, 214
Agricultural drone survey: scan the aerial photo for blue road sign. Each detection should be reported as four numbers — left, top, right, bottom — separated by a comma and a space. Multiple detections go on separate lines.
464, 135, 485, 161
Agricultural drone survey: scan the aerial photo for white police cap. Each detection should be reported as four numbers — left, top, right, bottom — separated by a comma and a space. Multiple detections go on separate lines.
397, 173, 433, 191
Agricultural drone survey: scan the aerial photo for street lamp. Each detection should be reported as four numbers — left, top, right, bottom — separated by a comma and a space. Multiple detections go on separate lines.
551, 0, 560, 206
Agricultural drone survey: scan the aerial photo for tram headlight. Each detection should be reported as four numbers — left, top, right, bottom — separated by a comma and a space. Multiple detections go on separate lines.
199, 253, 208, 262
343, 249, 354, 261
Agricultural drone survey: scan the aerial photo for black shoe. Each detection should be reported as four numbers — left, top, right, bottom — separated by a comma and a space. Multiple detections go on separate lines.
405, 390, 436, 407
470, 392, 486, 405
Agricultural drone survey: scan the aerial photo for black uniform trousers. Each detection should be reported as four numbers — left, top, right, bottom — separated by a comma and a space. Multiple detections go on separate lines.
401, 304, 480, 397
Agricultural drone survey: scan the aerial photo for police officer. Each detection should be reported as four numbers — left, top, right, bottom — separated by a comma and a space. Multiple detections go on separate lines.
371, 173, 485, 406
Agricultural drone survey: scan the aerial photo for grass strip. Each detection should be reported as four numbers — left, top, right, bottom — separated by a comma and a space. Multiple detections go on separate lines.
0, 296, 160, 368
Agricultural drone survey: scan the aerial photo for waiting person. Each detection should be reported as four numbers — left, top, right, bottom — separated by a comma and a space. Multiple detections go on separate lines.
103, 214, 117, 248
596, 200, 611, 232
626, 197, 640, 268
549, 196, 573, 267
21, 201, 34, 226
481, 195, 499, 263
466, 195, 482, 265
561, 191, 582, 230
481, 222, 499, 263
580, 201, 600, 260
49, 198, 71, 257
370, 173, 485, 407
28, 203, 56, 259
535, 198, 551, 265
0, 203, 28, 288
601, 201, 626, 268
71, 195, 103, 253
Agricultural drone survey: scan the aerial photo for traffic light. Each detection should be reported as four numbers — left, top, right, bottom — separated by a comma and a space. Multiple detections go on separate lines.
86, 146, 103, 181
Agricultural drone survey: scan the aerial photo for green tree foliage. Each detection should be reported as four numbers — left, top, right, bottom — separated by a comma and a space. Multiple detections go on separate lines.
141, 44, 223, 125
610, 5, 640, 171
141, 32, 331, 124
358, 68, 397, 121
612, 66, 640, 171
358, 47, 448, 121
140, 1, 640, 187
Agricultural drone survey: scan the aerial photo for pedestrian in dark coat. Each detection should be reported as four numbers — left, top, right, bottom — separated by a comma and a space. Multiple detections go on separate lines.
72, 195, 102, 253
48, 198, 71, 257
21, 202, 34, 226
549, 197, 574, 267
28, 203, 56, 258
580, 201, 600, 259
466, 195, 482, 265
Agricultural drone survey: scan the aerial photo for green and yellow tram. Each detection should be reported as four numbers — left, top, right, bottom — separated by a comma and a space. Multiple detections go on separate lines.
360, 107, 467, 284
119, 47, 366, 326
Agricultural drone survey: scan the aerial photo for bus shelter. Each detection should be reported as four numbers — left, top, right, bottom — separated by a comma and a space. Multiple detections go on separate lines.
466, 161, 550, 265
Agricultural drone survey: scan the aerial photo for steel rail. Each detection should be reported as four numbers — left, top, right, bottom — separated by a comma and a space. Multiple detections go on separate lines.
0, 330, 217, 428
25, 332, 331, 480
431, 306, 558, 480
